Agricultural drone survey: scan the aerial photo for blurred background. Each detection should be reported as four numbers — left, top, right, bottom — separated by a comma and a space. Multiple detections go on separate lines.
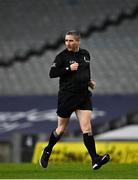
0, 0, 138, 163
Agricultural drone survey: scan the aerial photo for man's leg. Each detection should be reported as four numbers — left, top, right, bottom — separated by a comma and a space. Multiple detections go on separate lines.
40, 116, 69, 168
76, 110, 98, 160
76, 110, 110, 170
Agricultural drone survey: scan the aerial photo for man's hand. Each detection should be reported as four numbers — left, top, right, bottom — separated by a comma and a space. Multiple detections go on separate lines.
70, 62, 79, 71
88, 80, 96, 90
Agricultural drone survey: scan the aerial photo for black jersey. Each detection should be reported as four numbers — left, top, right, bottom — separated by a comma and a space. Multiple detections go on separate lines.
49, 48, 91, 94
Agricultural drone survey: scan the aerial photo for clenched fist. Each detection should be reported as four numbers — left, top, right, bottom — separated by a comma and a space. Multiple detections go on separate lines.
70, 62, 79, 71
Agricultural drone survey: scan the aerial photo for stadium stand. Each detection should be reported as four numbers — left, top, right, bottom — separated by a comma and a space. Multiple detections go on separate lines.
83, 19, 138, 94
0, 0, 138, 95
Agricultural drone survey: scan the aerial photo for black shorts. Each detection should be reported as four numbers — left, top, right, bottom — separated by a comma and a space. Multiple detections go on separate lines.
57, 91, 93, 118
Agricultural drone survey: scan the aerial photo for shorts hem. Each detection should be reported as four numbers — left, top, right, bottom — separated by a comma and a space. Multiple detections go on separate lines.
57, 112, 71, 118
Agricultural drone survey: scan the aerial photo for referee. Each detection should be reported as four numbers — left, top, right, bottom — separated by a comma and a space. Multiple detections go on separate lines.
40, 30, 110, 170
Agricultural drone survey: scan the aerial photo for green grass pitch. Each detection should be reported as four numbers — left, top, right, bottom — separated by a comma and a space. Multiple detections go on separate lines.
0, 162, 137, 179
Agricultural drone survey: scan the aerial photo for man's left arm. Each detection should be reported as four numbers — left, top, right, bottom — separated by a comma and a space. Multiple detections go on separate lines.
87, 51, 96, 90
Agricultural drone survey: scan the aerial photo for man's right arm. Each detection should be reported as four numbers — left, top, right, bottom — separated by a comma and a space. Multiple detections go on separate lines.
49, 56, 72, 78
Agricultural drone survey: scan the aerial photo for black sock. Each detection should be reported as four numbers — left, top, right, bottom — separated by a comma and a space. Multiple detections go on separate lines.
83, 132, 97, 161
45, 130, 62, 152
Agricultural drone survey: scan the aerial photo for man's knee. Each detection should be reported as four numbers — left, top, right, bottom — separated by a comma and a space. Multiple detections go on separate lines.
56, 117, 69, 135
55, 127, 65, 136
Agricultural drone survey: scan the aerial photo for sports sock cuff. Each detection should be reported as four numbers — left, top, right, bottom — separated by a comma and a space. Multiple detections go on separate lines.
53, 130, 60, 138
53, 130, 64, 138
83, 132, 93, 136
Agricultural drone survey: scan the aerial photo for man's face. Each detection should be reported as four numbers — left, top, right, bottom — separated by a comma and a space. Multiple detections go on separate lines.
65, 35, 80, 52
